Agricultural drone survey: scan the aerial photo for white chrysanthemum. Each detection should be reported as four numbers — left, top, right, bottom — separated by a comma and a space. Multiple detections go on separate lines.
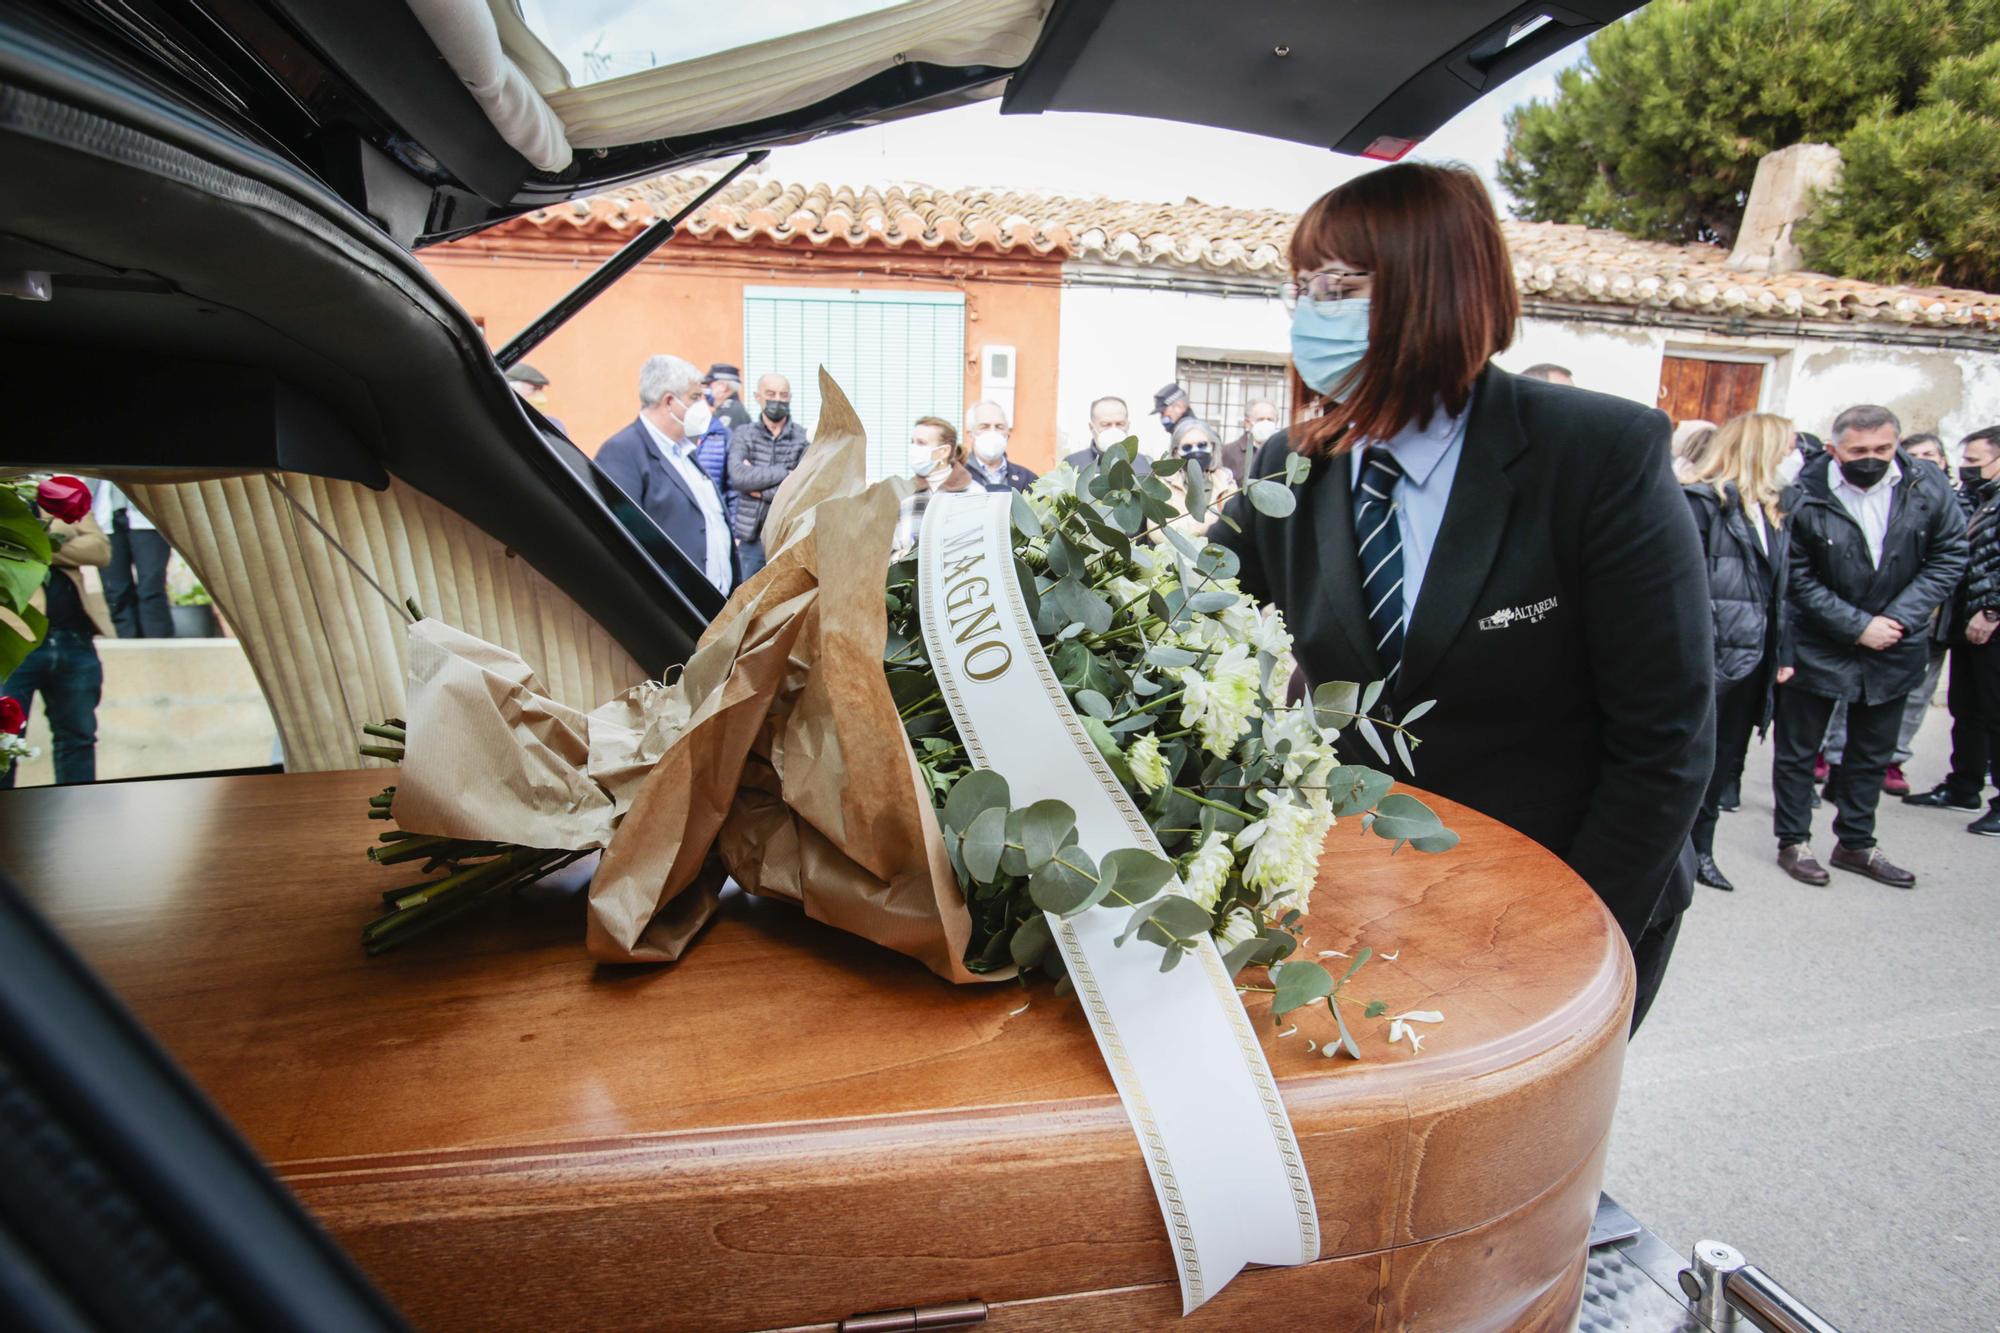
1262, 706, 1335, 785
1176, 642, 1261, 756
1130, 544, 1174, 590
1028, 463, 1077, 506
1249, 607, 1293, 661
1237, 793, 1332, 913
1180, 833, 1234, 911
1215, 906, 1260, 950
1128, 732, 1169, 794
1106, 574, 1149, 612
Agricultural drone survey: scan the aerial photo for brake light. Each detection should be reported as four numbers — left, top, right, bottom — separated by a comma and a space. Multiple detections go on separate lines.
1360, 136, 1420, 162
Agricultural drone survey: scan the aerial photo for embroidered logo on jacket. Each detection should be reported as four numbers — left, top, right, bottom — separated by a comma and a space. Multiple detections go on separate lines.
1478, 596, 1560, 630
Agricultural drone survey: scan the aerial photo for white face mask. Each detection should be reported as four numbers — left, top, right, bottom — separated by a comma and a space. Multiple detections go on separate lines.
909, 442, 945, 478
1777, 449, 1806, 486
973, 428, 1009, 462
683, 402, 713, 438
1249, 419, 1280, 444
1094, 427, 1128, 451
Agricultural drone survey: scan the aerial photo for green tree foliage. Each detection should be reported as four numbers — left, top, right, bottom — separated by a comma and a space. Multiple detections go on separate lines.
1795, 42, 2000, 289
1500, 0, 2000, 252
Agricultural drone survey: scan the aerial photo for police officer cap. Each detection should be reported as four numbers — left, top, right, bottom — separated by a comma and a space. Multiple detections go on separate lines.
1153, 382, 1190, 412
703, 362, 743, 385
505, 363, 550, 387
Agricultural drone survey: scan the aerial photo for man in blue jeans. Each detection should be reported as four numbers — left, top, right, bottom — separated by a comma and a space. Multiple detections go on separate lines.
2, 508, 113, 787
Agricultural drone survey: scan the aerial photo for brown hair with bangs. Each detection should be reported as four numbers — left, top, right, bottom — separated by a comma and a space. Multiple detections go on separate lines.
1288, 163, 1518, 456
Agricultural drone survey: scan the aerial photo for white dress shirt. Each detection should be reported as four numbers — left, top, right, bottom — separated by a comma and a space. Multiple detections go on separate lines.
1831, 457, 1900, 567
640, 414, 732, 592
1347, 404, 1471, 624
91, 479, 155, 532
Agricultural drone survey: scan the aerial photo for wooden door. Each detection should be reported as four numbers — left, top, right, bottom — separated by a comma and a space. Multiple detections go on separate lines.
1657, 355, 1764, 425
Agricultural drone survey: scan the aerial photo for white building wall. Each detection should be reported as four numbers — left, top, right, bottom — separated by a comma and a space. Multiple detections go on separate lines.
1055, 277, 2000, 461
1054, 281, 1290, 458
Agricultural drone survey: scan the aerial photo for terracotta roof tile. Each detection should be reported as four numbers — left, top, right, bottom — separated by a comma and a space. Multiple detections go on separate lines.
501, 173, 2000, 333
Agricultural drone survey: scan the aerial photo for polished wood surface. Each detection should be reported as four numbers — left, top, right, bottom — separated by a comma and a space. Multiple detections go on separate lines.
0, 770, 1632, 1332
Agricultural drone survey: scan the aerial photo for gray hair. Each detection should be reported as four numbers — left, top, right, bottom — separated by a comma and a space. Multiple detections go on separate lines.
1088, 395, 1128, 421
638, 354, 700, 409
967, 398, 1010, 430
1831, 403, 1900, 442
1244, 397, 1280, 415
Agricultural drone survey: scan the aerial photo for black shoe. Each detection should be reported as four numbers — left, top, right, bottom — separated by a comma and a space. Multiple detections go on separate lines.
1809, 789, 1823, 809
1718, 784, 1741, 813
1905, 784, 1983, 813
1971, 808, 2000, 837
1694, 853, 1735, 891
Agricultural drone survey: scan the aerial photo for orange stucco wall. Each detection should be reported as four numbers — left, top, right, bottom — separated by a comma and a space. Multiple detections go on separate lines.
419, 234, 1067, 472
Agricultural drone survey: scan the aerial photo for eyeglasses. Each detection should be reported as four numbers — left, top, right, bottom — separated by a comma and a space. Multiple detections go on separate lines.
1279, 267, 1372, 310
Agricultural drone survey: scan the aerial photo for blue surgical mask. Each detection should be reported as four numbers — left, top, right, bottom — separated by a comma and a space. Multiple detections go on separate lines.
1290, 298, 1371, 398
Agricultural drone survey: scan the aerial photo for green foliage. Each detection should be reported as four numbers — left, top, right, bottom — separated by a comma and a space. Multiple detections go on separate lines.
1797, 41, 2000, 289
1500, 0, 2000, 252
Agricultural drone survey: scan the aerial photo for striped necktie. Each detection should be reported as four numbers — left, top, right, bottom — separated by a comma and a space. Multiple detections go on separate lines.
1353, 446, 1406, 682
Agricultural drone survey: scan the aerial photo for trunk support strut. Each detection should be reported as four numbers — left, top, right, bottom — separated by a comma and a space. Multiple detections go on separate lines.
495, 150, 768, 370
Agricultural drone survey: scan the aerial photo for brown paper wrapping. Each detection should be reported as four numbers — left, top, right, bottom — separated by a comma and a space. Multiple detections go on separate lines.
392, 371, 985, 983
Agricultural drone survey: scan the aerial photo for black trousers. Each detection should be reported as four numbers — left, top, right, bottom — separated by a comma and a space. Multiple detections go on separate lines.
104, 513, 173, 638
1943, 643, 1998, 802
1773, 686, 1905, 849
1629, 908, 1682, 1035
1692, 675, 1762, 856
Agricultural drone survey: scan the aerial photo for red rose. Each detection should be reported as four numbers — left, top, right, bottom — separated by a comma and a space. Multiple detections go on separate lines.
36, 476, 92, 524
0, 696, 25, 736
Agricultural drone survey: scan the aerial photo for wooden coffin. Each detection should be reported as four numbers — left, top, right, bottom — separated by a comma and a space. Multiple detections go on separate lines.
0, 770, 1631, 1331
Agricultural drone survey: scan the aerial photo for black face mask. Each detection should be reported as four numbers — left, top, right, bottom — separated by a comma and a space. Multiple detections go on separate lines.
1837, 456, 1891, 489
762, 399, 790, 424
1182, 448, 1213, 473
1964, 464, 1993, 490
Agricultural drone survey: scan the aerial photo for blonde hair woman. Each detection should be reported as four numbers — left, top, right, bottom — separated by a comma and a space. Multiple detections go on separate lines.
1683, 412, 1798, 891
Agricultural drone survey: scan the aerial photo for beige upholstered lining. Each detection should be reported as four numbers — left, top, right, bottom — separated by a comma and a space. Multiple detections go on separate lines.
125, 473, 645, 773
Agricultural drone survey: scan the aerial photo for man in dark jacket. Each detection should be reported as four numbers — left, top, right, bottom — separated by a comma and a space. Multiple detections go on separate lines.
1215, 366, 1713, 1031
1218, 398, 1282, 484
1773, 405, 1969, 887
704, 363, 752, 432
726, 372, 809, 578
596, 355, 735, 595
1063, 396, 1149, 476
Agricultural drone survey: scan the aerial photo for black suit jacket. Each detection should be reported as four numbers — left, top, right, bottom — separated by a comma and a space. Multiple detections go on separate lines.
595, 419, 731, 586
1213, 365, 1714, 944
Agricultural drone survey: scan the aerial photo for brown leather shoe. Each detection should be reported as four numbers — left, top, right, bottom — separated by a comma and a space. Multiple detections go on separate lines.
1829, 844, 1917, 888
1777, 843, 1830, 886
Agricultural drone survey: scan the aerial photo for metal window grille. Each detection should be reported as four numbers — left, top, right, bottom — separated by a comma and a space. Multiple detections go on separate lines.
1174, 352, 1291, 436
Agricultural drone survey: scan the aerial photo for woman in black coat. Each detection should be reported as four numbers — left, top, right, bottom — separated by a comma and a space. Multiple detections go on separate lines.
1682, 413, 1797, 890
1210, 163, 1713, 1033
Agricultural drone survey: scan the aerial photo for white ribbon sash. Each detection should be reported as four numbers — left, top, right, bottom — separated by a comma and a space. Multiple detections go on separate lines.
918, 490, 1318, 1313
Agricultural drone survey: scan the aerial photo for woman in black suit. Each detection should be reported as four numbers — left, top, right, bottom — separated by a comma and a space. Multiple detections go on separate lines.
1682, 413, 1797, 891
1212, 163, 1714, 1031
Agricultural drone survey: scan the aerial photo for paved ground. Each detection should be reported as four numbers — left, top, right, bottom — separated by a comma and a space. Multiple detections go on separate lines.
1603, 699, 1999, 1332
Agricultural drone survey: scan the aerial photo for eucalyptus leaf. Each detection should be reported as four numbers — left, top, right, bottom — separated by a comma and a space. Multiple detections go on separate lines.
1327, 994, 1362, 1059
943, 770, 1010, 831
1145, 643, 1198, 670
1151, 455, 1186, 476
1000, 808, 1031, 876
1370, 792, 1442, 842
1010, 492, 1043, 540
1009, 913, 1054, 971
961, 806, 1009, 882
1186, 589, 1238, 614
1184, 461, 1210, 521
1051, 577, 1113, 635
1020, 798, 1079, 869
1284, 450, 1312, 484
1135, 894, 1213, 950
1364, 999, 1387, 1019
1271, 960, 1334, 1016
1392, 728, 1414, 774
1355, 716, 1391, 764
1312, 681, 1361, 725
1410, 828, 1462, 854
1074, 688, 1114, 720
1099, 847, 1174, 906
1160, 524, 1204, 562
1246, 478, 1297, 517
1080, 716, 1135, 786
1323, 765, 1394, 816
1401, 698, 1437, 726
1222, 936, 1265, 978
1029, 848, 1103, 915
1361, 679, 1384, 712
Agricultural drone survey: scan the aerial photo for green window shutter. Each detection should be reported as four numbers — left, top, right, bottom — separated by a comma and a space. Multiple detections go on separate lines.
742, 287, 966, 481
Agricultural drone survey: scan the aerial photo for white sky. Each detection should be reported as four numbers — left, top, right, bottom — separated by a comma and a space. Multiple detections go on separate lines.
753, 46, 1589, 217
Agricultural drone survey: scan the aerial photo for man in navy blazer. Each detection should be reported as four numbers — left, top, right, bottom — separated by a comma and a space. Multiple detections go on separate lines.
596, 354, 736, 595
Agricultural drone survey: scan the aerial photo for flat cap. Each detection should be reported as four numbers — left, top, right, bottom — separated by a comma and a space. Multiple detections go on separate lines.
504, 362, 550, 387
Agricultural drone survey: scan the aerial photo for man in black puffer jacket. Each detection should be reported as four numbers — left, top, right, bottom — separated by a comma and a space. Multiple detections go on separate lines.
1774, 405, 1969, 887
1953, 432, 2000, 835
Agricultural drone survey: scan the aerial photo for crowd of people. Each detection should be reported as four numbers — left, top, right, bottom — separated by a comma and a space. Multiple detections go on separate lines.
590, 351, 1283, 597
1682, 407, 1998, 898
